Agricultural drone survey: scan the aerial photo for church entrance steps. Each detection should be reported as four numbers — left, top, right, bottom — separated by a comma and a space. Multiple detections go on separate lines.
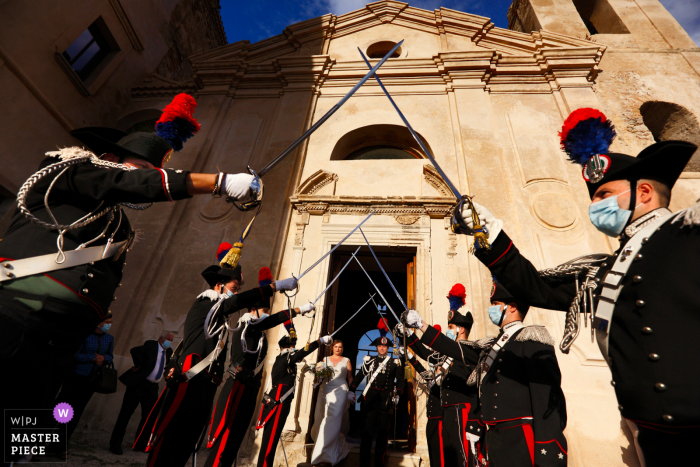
297, 446, 422, 467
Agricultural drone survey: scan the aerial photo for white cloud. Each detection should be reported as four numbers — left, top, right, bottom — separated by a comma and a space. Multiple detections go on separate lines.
658, 0, 700, 46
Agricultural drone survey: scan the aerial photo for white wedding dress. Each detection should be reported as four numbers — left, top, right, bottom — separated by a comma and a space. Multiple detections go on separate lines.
310, 357, 351, 465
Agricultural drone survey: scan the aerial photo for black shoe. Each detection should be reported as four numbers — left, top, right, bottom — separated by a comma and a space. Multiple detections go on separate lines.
109, 444, 123, 455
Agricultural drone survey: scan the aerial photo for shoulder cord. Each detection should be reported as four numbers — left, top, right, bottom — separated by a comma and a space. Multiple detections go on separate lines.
18, 151, 153, 262
538, 253, 607, 353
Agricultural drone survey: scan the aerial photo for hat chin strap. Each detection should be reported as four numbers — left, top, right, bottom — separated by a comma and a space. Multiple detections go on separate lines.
624, 179, 638, 232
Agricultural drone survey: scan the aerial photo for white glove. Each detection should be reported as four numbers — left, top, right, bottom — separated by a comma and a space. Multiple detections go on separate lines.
397, 346, 405, 356
223, 173, 256, 202
396, 323, 413, 337
274, 277, 298, 292
239, 312, 254, 324
299, 301, 315, 317
347, 392, 357, 403
459, 201, 503, 242
197, 289, 221, 301
319, 335, 332, 345
404, 310, 423, 329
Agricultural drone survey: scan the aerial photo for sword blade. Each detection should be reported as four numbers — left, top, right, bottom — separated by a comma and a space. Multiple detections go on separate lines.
255, 40, 404, 178
313, 246, 361, 304
358, 48, 461, 199
330, 294, 376, 337
353, 255, 402, 325
359, 228, 409, 311
296, 212, 374, 281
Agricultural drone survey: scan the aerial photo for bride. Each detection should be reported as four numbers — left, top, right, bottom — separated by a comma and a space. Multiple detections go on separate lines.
310, 340, 353, 466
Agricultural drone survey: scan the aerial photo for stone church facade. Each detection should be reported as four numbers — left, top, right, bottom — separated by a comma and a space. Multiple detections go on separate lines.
4, 1, 700, 466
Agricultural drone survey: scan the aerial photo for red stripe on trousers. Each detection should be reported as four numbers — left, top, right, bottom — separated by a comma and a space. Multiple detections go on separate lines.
461, 405, 470, 466
262, 385, 285, 467
439, 419, 445, 467
209, 382, 246, 465
133, 387, 166, 449
207, 380, 243, 448
522, 423, 535, 466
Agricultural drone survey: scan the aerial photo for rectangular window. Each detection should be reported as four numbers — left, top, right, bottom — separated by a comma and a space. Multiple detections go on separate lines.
573, 0, 630, 35
62, 19, 116, 81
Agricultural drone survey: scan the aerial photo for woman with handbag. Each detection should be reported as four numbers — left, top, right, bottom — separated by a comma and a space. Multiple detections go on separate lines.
53, 314, 115, 459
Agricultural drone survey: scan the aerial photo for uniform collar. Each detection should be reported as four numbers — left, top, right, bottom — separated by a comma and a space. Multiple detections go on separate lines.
622, 207, 671, 239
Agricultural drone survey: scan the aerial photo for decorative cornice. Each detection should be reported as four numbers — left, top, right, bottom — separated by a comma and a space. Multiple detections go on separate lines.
291, 195, 454, 218
423, 165, 453, 196
296, 170, 338, 195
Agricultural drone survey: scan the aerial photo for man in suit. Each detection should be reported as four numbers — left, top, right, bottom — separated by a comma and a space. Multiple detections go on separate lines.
109, 332, 174, 454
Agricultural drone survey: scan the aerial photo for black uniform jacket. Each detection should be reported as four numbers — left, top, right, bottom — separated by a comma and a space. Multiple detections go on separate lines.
475, 212, 700, 428
350, 354, 405, 408
228, 307, 297, 383
464, 323, 567, 466
267, 341, 320, 401
179, 286, 274, 381
0, 158, 191, 317
406, 334, 443, 419
119, 340, 173, 387
418, 326, 486, 436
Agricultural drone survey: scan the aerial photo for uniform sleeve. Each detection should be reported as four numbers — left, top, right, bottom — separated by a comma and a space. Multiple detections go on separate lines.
420, 326, 479, 365
524, 341, 568, 466
350, 359, 370, 391
54, 161, 191, 204
407, 353, 427, 374
289, 341, 320, 363
406, 332, 432, 360
104, 336, 114, 364
249, 308, 298, 331
475, 232, 577, 311
221, 285, 274, 316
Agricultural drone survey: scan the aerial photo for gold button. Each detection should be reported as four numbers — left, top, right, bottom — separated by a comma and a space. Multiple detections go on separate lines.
642, 327, 652, 334
649, 353, 660, 362
655, 383, 666, 392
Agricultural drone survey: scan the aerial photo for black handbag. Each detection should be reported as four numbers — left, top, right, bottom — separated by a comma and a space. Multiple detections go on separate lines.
92, 362, 118, 394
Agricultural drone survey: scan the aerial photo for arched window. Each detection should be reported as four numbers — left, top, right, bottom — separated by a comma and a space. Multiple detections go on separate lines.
330, 124, 432, 161
367, 41, 402, 59
640, 101, 700, 172
352, 329, 396, 410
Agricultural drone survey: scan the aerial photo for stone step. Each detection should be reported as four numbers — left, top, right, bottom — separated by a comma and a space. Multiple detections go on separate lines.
298, 446, 422, 467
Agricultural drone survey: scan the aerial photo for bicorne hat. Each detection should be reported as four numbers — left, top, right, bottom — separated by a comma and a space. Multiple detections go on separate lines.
447, 309, 473, 330
71, 93, 201, 168
201, 242, 243, 287
559, 108, 696, 198
278, 335, 297, 347
490, 276, 531, 316
370, 335, 393, 347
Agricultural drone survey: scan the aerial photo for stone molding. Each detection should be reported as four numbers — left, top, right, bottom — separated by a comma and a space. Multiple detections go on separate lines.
131, 0, 605, 98
295, 169, 338, 195
423, 164, 453, 196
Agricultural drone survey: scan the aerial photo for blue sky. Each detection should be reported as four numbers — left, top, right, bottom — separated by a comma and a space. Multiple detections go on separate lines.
220, 0, 699, 47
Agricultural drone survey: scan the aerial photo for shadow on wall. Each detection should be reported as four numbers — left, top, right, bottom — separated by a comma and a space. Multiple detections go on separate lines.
640, 101, 700, 172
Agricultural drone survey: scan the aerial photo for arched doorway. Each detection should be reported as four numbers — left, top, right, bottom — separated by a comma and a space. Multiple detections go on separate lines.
640, 101, 700, 172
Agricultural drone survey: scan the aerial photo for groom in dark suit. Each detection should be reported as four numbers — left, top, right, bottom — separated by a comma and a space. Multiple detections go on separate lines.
109, 332, 174, 454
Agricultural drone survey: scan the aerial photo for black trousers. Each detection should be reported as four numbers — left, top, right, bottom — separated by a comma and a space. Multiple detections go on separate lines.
256, 400, 291, 467
55, 373, 95, 442
359, 393, 393, 467
426, 417, 443, 467
637, 426, 699, 466
110, 381, 159, 448
204, 376, 262, 467
441, 404, 474, 467
484, 420, 534, 467
138, 356, 217, 467
0, 297, 98, 415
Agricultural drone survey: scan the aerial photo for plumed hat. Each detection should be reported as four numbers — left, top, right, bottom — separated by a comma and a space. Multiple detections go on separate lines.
278, 334, 297, 347
71, 93, 201, 168
201, 242, 243, 287
372, 319, 393, 346
447, 309, 473, 330
448, 283, 466, 311
490, 276, 531, 316
370, 335, 393, 347
559, 108, 696, 198
249, 267, 273, 311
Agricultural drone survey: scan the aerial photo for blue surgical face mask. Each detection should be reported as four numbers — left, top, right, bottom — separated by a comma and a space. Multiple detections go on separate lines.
446, 329, 457, 341
257, 312, 269, 320
100, 323, 112, 332
162, 340, 172, 349
589, 190, 637, 237
223, 286, 234, 298
488, 305, 505, 326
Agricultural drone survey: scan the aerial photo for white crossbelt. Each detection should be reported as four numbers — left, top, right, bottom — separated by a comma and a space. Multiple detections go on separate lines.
363, 356, 391, 397
594, 210, 673, 362
0, 240, 128, 282
183, 330, 229, 381
432, 357, 453, 388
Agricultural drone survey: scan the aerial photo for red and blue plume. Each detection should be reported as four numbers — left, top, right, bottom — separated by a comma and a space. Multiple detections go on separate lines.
258, 267, 273, 287
155, 93, 201, 151
448, 283, 466, 310
377, 318, 389, 337
216, 242, 232, 262
559, 108, 616, 166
